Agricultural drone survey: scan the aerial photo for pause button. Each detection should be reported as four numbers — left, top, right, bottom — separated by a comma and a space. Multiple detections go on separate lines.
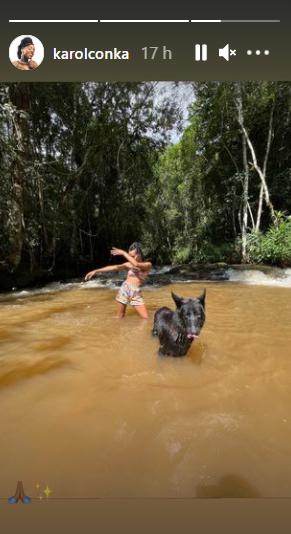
195, 44, 207, 61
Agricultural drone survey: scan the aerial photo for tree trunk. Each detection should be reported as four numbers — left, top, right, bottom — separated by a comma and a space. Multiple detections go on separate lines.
241, 133, 249, 262
235, 83, 276, 226
8, 84, 31, 269
255, 99, 275, 230
255, 184, 264, 231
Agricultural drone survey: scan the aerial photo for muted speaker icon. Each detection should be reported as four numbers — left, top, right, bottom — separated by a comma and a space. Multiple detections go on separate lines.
219, 44, 237, 61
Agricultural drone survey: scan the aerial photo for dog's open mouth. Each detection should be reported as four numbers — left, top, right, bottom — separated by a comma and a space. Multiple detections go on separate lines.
187, 334, 199, 340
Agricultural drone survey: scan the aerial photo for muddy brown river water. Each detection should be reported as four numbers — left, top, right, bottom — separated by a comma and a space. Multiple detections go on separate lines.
1, 280, 291, 498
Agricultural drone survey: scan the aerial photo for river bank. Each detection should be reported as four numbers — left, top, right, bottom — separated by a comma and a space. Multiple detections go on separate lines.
1, 262, 291, 298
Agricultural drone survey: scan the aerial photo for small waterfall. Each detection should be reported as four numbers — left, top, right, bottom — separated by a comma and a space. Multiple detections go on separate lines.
150, 265, 172, 275
2, 265, 291, 302
0, 278, 121, 302
227, 267, 291, 287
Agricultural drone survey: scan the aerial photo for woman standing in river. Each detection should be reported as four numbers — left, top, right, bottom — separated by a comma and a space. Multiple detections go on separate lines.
84, 242, 152, 319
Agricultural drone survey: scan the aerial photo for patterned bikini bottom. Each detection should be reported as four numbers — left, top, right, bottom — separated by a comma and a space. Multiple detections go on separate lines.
116, 281, 144, 306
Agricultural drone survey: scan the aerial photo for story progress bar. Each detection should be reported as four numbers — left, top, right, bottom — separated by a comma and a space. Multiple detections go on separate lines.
9, 19, 281, 23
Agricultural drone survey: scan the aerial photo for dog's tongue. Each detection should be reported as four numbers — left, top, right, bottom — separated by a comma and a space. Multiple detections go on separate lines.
187, 334, 198, 340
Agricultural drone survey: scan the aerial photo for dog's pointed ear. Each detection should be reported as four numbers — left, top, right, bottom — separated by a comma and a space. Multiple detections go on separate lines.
171, 291, 183, 308
197, 288, 206, 308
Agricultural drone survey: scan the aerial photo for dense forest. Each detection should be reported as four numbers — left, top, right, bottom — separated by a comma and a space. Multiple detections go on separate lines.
0, 81, 291, 290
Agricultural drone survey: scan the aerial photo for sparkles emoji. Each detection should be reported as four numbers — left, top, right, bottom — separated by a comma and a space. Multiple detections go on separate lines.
43, 485, 52, 499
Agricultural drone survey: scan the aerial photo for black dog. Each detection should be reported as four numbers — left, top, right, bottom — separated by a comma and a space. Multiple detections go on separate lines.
152, 289, 206, 357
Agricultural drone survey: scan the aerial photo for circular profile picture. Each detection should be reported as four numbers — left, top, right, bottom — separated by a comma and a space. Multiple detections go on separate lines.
9, 35, 44, 71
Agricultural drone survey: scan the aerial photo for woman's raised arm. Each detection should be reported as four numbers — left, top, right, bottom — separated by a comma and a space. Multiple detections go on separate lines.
110, 248, 152, 271
84, 263, 129, 281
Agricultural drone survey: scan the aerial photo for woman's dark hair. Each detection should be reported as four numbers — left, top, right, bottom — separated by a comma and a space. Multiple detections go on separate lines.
129, 242, 143, 259
17, 36, 34, 59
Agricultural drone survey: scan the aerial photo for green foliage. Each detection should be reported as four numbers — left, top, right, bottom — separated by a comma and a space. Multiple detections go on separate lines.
193, 242, 239, 263
247, 216, 291, 266
173, 245, 192, 264
143, 81, 291, 266
0, 82, 179, 278
1, 81, 291, 287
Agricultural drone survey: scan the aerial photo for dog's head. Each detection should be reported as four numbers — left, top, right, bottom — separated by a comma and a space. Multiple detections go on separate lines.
171, 289, 206, 340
